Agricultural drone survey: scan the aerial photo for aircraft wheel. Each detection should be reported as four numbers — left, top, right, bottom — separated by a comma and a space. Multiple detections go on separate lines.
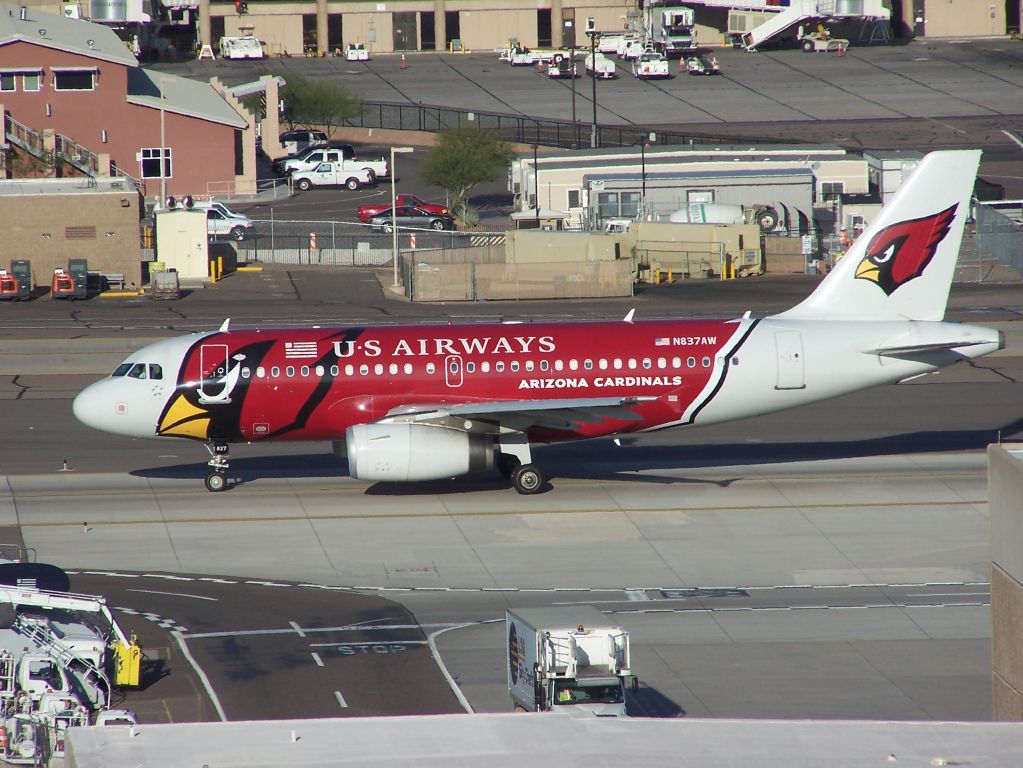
496, 453, 521, 478
512, 464, 544, 495
205, 472, 227, 492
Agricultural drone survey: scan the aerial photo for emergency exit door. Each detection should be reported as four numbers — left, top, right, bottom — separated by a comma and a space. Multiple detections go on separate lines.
562, 9, 576, 48
774, 332, 805, 390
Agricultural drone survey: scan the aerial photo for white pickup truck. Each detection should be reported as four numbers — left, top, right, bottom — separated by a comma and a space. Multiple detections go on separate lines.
280, 147, 389, 183
291, 162, 374, 191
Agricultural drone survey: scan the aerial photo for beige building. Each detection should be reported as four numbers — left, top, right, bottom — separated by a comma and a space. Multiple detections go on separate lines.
0, 177, 143, 291
989, 443, 1023, 720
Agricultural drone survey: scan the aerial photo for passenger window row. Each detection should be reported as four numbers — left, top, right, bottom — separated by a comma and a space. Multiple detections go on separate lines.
245, 356, 716, 380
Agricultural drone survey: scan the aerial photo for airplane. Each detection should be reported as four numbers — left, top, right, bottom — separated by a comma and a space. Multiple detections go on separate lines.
73, 150, 1003, 494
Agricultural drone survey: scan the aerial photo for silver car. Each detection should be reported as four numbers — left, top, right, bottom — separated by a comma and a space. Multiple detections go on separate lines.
369, 206, 455, 232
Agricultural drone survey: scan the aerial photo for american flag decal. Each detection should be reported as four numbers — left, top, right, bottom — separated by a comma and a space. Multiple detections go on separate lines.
654, 337, 670, 346
285, 341, 318, 359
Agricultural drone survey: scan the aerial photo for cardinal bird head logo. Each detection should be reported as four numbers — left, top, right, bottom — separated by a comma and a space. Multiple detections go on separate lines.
854, 204, 958, 296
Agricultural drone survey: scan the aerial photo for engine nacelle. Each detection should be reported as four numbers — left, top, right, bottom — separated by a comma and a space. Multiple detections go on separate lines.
346, 423, 493, 482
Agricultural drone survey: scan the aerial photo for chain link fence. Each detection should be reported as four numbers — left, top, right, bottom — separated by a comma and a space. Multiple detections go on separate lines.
237, 218, 507, 266
348, 101, 794, 150
962, 202, 1023, 282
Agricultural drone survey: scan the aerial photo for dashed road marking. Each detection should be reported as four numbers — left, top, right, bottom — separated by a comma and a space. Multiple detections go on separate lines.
334, 690, 348, 709
310, 652, 324, 667
290, 621, 306, 638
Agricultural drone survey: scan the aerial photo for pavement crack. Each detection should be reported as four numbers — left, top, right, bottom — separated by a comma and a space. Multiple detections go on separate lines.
9, 375, 29, 400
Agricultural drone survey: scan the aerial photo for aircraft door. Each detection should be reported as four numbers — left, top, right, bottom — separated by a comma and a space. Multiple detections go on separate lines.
444, 355, 463, 388
774, 332, 805, 390
198, 344, 233, 404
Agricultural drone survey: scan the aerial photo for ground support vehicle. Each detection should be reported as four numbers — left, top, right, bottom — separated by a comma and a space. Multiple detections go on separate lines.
643, 2, 697, 56
584, 51, 616, 79
684, 53, 720, 75
799, 29, 848, 52
507, 607, 634, 717
292, 162, 373, 191
219, 35, 264, 59
502, 44, 564, 66
0, 585, 141, 766
344, 42, 368, 61
633, 51, 671, 79
596, 31, 639, 54
358, 194, 450, 223
618, 39, 645, 60
547, 56, 578, 79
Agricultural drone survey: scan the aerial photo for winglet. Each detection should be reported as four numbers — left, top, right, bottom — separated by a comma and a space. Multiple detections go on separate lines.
219, 319, 231, 333
624, 309, 636, 324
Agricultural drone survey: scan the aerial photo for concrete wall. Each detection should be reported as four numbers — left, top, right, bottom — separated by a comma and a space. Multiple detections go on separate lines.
0, 181, 143, 290
989, 443, 1023, 720
902, 0, 1008, 37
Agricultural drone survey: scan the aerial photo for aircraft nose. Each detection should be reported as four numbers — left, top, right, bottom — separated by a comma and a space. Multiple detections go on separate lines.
72, 381, 112, 433
73, 379, 161, 438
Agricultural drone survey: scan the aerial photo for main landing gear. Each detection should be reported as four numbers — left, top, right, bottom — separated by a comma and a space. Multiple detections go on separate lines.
204, 441, 230, 492
496, 437, 546, 495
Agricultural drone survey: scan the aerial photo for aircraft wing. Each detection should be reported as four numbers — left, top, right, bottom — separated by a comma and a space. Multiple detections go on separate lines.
386, 397, 655, 432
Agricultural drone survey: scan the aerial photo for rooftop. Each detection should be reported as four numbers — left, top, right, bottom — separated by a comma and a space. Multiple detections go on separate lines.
0, 1, 137, 67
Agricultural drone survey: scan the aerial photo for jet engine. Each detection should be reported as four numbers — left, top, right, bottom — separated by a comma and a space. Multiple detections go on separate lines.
346, 423, 493, 482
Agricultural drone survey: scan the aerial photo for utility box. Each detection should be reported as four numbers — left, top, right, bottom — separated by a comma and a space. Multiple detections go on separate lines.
68, 258, 89, 299
10, 260, 31, 300
154, 210, 210, 280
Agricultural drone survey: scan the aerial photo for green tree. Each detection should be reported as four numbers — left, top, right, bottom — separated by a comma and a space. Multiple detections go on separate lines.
280, 75, 363, 137
419, 126, 514, 225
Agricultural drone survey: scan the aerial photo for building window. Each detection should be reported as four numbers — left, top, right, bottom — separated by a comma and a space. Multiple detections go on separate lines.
597, 192, 619, 219
620, 192, 641, 218
567, 189, 581, 208
821, 182, 844, 202
687, 189, 713, 203
53, 70, 95, 91
0, 73, 14, 92
22, 72, 40, 91
302, 14, 317, 54
140, 147, 171, 179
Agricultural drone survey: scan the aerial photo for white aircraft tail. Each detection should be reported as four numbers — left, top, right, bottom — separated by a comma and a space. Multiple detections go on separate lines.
777, 149, 979, 322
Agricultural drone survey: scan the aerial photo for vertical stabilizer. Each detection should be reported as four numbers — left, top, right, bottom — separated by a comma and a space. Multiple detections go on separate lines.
776, 150, 979, 322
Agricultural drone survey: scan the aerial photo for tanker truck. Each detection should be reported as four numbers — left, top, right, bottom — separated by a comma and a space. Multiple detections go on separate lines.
506, 607, 636, 717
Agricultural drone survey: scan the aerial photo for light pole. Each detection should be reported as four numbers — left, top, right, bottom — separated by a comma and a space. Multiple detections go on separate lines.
638, 131, 655, 219
390, 145, 414, 287
159, 76, 166, 205
586, 18, 598, 148
532, 143, 540, 227
570, 46, 577, 129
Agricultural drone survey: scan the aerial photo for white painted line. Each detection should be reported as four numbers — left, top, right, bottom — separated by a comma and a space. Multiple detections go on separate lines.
82, 571, 139, 578
310, 640, 428, 648
244, 581, 291, 587
198, 578, 238, 584
142, 574, 195, 581
172, 631, 227, 722
310, 653, 324, 667
334, 690, 348, 709
427, 625, 476, 714
184, 622, 459, 640
290, 621, 306, 638
127, 589, 218, 602
1002, 130, 1023, 151
908, 592, 989, 598
625, 590, 650, 601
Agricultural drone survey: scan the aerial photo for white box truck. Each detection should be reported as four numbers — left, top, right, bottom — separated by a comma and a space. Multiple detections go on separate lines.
506, 606, 635, 717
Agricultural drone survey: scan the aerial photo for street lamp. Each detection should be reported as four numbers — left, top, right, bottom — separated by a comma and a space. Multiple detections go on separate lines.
390, 145, 414, 287
637, 131, 656, 219
585, 16, 598, 148
532, 143, 540, 226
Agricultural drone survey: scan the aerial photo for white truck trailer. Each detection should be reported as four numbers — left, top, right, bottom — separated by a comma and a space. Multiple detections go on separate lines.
506, 607, 635, 717
669, 201, 780, 232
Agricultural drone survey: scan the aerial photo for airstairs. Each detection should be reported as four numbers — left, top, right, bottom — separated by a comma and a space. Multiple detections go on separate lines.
2, 111, 142, 190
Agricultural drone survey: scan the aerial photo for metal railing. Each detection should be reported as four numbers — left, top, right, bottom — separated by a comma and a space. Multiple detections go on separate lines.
346, 100, 797, 150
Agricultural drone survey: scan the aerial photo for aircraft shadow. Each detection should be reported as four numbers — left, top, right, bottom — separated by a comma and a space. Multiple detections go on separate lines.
128, 418, 1023, 492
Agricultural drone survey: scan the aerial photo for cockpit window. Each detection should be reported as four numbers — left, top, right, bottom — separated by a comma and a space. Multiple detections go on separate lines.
127, 363, 147, 379
149, 364, 163, 380
112, 363, 133, 377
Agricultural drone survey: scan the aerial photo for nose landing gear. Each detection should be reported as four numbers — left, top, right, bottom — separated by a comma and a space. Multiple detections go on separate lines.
204, 441, 230, 492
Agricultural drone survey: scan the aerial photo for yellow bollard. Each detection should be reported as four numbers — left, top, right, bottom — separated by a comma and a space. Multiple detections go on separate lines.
667, 268, 672, 283
654, 268, 661, 284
